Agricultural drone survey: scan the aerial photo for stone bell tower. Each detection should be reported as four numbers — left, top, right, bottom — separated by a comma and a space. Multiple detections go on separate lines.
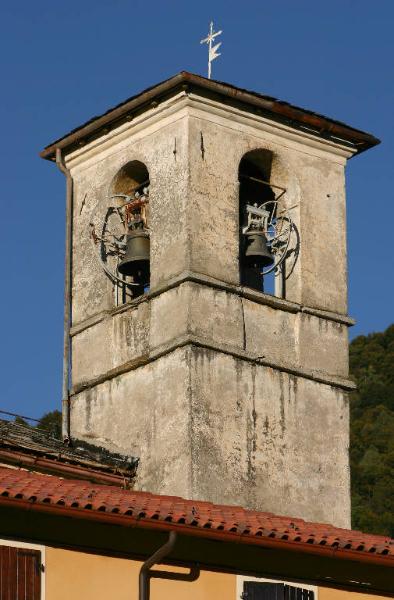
41, 72, 379, 528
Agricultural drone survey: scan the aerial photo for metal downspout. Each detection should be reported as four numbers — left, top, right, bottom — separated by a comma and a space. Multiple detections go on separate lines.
55, 148, 73, 442
139, 531, 200, 600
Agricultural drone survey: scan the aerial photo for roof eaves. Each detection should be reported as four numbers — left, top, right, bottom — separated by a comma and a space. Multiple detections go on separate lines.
40, 72, 187, 161
0, 467, 391, 557
40, 71, 380, 161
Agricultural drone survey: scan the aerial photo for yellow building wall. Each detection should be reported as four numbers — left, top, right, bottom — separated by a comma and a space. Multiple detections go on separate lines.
319, 588, 387, 600
45, 547, 236, 600
46, 547, 389, 600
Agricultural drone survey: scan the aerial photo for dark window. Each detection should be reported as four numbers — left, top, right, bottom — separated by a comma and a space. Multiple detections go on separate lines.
243, 582, 315, 600
0, 545, 42, 600
110, 160, 151, 303
238, 150, 276, 293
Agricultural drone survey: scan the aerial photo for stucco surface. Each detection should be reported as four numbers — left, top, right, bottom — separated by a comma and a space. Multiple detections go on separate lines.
71, 280, 349, 388
46, 547, 235, 600
44, 546, 390, 600
67, 92, 353, 529
319, 589, 388, 600
72, 300, 150, 384
69, 96, 349, 327
189, 346, 350, 527
71, 343, 350, 528
71, 347, 193, 497
186, 111, 348, 313
45, 546, 389, 600
71, 112, 190, 325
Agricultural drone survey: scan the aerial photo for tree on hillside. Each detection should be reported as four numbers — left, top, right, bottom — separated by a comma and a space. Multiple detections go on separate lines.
13, 409, 62, 439
350, 324, 394, 537
37, 410, 62, 439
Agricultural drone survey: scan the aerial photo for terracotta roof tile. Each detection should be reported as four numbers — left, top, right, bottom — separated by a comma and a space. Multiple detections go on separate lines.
0, 467, 392, 557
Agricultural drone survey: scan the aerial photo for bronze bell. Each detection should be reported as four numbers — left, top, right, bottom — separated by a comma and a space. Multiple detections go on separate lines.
244, 230, 274, 268
118, 230, 150, 284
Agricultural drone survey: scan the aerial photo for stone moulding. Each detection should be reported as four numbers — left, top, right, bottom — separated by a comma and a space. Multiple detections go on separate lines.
70, 331, 356, 398
70, 270, 355, 339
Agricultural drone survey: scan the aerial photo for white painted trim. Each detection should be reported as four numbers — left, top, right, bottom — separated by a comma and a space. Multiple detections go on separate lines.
0, 538, 46, 600
186, 94, 353, 162
65, 88, 354, 172
237, 575, 318, 600
66, 92, 189, 172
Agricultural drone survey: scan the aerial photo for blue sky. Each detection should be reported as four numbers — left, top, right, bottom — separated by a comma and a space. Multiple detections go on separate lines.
0, 0, 393, 418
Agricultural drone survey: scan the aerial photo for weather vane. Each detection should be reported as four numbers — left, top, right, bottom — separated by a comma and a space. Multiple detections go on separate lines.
200, 21, 222, 79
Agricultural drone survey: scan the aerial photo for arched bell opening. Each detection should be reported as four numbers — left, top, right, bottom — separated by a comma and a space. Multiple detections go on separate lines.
111, 160, 149, 196
238, 150, 276, 292
110, 160, 150, 302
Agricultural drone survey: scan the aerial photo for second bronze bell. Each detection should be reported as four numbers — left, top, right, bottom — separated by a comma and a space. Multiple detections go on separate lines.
118, 230, 150, 284
243, 230, 274, 268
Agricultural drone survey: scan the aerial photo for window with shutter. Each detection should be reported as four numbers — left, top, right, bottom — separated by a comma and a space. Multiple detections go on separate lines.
243, 582, 315, 600
0, 545, 42, 600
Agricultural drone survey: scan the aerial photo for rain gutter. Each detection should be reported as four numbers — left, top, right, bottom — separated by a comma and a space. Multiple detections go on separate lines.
139, 531, 200, 600
55, 148, 73, 441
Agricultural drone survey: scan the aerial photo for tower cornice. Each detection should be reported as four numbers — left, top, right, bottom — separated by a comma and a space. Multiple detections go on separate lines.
40, 71, 380, 162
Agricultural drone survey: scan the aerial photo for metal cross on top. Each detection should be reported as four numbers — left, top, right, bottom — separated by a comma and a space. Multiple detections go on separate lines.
200, 21, 222, 79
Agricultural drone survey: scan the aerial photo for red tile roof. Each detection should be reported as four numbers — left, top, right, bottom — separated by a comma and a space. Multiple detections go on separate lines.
0, 466, 392, 559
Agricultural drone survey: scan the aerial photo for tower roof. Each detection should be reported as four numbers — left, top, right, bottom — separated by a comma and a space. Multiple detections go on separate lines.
40, 71, 380, 161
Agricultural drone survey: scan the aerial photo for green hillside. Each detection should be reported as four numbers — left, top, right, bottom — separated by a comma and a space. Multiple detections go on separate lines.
350, 324, 394, 537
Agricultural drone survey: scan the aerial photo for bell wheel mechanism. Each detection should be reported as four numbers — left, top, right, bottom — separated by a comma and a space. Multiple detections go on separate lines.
242, 186, 295, 277
89, 180, 150, 292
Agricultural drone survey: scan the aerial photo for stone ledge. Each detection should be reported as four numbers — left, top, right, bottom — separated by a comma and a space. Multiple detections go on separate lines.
300, 304, 355, 326
70, 270, 355, 337
70, 333, 356, 397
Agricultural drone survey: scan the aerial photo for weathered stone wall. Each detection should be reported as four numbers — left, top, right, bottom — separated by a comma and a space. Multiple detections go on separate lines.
69, 95, 350, 331
186, 110, 348, 313
71, 280, 350, 390
189, 346, 350, 527
70, 109, 190, 326
66, 92, 354, 528
71, 342, 350, 527
71, 346, 193, 498
72, 300, 150, 385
